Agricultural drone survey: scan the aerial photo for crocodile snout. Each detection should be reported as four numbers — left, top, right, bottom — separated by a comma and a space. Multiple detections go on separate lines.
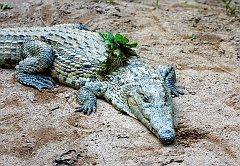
159, 129, 176, 144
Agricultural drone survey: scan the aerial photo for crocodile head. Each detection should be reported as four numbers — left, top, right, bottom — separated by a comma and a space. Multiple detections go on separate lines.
126, 81, 176, 144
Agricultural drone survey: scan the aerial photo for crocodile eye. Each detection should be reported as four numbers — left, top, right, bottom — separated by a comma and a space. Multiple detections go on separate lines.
143, 96, 151, 103
138, 91, 151, 103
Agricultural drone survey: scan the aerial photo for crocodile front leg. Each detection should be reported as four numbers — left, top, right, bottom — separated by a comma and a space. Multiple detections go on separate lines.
75, 82, 107, 115
157, 65, 184, 96
16, 40, 55, 90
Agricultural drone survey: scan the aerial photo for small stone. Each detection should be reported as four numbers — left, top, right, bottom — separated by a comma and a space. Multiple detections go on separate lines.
190, 92, 196, 95
176, 65, 182, 69
96, 8, 104, 14
26, 140, 31, 143
92, 161, 97, 165
65, 94, 70, 98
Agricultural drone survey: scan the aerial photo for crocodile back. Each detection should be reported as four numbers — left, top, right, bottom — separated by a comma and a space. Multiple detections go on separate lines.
0, 25, 108, 87
0, 33, 26, 67
49, 29, 108, 88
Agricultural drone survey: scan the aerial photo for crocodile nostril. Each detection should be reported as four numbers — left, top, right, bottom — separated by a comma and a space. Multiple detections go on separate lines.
165, 130, 172, 134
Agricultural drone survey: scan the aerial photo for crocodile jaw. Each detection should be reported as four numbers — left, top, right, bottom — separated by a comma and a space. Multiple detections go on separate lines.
127, 83, 176, 144
150, 109, 176, 144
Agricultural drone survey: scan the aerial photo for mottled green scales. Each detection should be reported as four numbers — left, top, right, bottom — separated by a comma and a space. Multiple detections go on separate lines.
0, 24, 183, 144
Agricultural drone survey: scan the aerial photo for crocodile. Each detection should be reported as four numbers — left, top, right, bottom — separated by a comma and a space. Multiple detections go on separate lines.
0, 24, 183, 144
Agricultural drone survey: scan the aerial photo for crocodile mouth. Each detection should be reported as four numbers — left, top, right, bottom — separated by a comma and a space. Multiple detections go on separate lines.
160, 138, 175, 145
149, 125, 175, 144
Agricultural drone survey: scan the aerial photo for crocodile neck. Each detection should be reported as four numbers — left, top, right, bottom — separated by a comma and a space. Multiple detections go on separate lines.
107, 56, 162, 86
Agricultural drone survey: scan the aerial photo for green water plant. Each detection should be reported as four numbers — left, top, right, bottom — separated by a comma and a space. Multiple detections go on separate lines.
0, 4, 12, 10
181, 1, 189, 6
191, 33, 196, 40
99, 32, 138, 76
221, 0, 236, 16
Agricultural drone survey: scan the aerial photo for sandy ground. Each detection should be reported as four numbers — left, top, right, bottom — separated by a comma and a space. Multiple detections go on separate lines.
0, 0, 240, 165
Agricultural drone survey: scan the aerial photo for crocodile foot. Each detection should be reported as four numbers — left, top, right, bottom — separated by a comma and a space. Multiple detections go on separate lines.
16, 72, 55, 90
165, 71, 184, 97
158, 65, 184, 97
75, 86, 97, 115
75, 101, 96, 115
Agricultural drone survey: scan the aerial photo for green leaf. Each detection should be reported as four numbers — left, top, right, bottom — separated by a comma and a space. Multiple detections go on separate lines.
125, 42, 138, 48
2, 4, 7, 9
1, 4, 12, 10
113, 49, 120, 56
191, 33, 195, 40
104, 40, 112, 45
114, 33, 129, 45
99, 32, 115, 42
107, 33, 114, 42
99, 32, 138, 77
110, 43, 115, 50
227, 0, 232, 6
99, 32, 108, 39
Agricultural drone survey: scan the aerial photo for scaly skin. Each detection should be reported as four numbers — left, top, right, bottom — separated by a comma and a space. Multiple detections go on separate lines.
0, 24, 183, 144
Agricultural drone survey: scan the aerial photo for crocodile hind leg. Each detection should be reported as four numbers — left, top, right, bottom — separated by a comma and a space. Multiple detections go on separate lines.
16, 40, 55, 90
75, 82, 107, 115
157, 65, 184, 97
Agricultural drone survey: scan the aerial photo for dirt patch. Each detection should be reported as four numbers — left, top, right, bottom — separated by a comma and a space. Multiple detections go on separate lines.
175, 124, 209, 147
1, 127, 59, 159
176, 124, 237, 159
0, 0, 240, 165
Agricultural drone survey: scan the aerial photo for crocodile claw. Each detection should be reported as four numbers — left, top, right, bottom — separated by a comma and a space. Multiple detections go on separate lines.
75, 102, 96, 115
166, 80, 184, 97
171, 88, 184, 97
